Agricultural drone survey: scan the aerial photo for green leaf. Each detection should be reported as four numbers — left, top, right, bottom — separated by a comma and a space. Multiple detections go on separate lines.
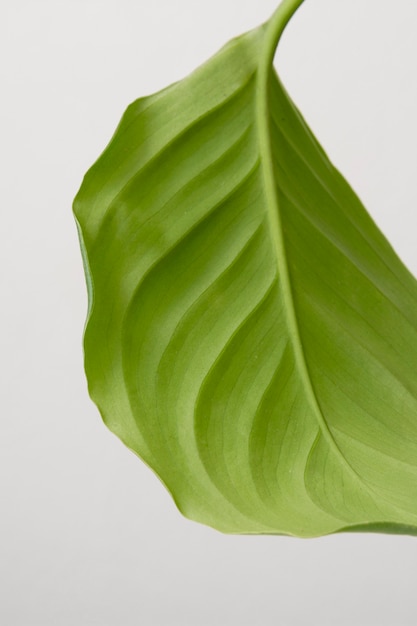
74, 0, 417, 537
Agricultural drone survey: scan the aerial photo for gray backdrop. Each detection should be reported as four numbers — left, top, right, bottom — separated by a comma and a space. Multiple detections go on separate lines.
2, 1, 417, 624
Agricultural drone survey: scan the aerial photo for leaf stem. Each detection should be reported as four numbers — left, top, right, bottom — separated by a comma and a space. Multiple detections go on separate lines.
262, 0, 306, 68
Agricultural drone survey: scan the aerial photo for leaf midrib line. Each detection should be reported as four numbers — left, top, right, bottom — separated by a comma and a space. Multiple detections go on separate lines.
256, 0, 377, 492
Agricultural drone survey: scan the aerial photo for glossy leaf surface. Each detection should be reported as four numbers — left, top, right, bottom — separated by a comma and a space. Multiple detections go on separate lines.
74, 0, 417, 536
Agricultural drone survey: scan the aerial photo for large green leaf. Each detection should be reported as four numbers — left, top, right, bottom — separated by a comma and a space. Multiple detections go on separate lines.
74, 0, 417, 537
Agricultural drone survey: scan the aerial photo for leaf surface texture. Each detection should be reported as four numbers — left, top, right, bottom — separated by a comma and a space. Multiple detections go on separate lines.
74, 0, 417, 536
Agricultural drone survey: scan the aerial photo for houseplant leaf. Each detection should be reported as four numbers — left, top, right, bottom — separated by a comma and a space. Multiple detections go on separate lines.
74, 0, 417, 537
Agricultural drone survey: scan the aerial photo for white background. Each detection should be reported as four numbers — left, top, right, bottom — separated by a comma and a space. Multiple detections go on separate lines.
2, 1, 417, 624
